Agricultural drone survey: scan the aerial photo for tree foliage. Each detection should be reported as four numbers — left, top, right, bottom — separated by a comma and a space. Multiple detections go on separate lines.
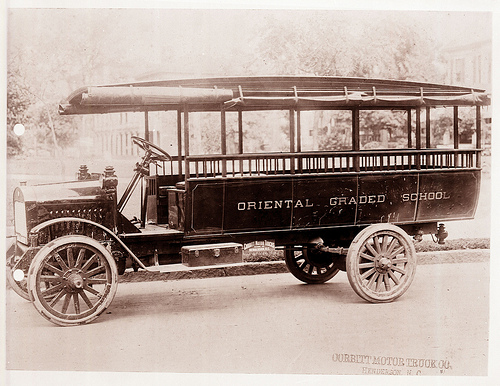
257, 11, 444, 81
7, 67, 31, 155
6, 9, 139, 157
7, 54, 77, 156
255, 11, 450, 150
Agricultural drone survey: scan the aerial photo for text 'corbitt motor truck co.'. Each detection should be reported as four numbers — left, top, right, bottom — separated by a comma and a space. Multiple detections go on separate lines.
6, 76, 490, 326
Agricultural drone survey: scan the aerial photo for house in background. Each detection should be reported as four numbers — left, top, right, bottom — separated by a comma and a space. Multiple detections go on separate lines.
444, 38, 492, 92
442, 33, 492, 146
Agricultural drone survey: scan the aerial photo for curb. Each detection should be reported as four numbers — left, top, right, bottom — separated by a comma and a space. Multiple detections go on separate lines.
416, 249, 490, 265
119, 249, 490, 284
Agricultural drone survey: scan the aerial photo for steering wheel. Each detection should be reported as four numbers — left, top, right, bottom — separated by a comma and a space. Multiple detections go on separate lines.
131, 136, 172, 162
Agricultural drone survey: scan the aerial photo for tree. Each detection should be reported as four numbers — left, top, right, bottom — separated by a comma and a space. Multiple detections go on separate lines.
7, 9, 128, 156
6, 67, 31, 155
7, 53, 77, 157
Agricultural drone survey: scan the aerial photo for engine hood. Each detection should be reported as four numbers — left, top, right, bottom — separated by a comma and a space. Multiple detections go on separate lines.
14, 179, 106, 204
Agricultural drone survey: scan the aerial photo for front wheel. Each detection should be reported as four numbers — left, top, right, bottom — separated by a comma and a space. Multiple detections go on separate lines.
27, 235, 118, 326
6, 244, 30, 300
346, 224, 417, 303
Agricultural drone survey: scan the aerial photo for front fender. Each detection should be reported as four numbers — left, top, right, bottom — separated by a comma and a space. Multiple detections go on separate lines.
28, 217, 149, 271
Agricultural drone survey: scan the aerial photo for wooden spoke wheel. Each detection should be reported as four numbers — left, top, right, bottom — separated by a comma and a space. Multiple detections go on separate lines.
285, 247, 340, 284
6, 251, 30, 301
27, 235, 118, 326
6, 246, 53, 301
346, 224, 417, 303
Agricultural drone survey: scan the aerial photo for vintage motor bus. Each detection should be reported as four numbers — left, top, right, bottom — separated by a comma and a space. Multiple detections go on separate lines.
7, 76, 490, 326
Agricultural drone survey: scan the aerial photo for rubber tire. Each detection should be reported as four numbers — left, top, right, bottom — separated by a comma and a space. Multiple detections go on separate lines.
285, 247, 340, 284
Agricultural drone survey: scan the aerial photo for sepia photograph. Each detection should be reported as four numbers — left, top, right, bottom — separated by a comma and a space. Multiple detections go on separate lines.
3, 1, 496, 385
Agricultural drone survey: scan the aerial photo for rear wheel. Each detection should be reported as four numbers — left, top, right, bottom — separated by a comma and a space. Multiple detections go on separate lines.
285, 246, 340, 284
27, 235, 118, 326
346, 224, 417, 303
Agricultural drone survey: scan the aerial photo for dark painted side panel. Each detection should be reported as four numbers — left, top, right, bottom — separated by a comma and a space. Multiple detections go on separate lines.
224, 179, 293, 232
357, 174, 418, 224
190, 182, 224, 233
416, 170, 480, 221
292, 176, 357, 228
187, 170, 480, 235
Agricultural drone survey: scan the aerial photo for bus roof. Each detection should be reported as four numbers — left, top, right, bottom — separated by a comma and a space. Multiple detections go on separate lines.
59, 76, 490, 115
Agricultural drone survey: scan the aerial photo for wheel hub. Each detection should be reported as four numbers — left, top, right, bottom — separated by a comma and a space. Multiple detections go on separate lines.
375, 256, 392, 273
64, 270, 85, 290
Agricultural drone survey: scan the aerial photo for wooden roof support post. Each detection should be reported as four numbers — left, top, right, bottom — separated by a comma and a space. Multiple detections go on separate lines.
297, 109, 302, 173
407, 108, 412, 148
289, 109, 295, 174
425, 107, 431, 148
426, 106, 431, 167
184, 106, 190, 182
144, 110, 149, 141
294, 86, 301, 153
221, 108, 227, 177
177, 109, 183, 176
453, 106, 459, 166
183, 106, 191, 232
476, 105, 482, 168
238, 110, 243, 175
415, 107, 421, 170
140, 109, 150, 227
352, 108, 360, 172
296, 109, 302, 153
238, 110, 243, 154
415, 107, 421, 150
